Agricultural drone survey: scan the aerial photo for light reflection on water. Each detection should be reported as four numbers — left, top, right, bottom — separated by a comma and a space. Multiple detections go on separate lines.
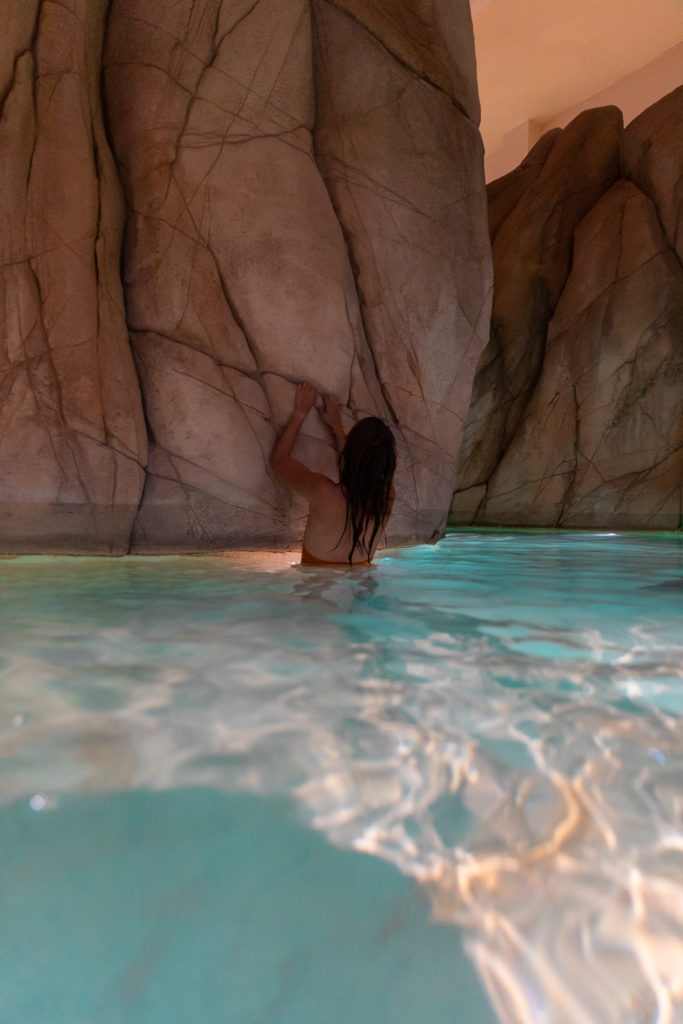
1, 531, 682, 1024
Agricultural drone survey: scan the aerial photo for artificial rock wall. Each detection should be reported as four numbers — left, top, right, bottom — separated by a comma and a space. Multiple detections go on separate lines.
452, 87, 683, 530
1, 0, 492, 553
0, 0, 148, 553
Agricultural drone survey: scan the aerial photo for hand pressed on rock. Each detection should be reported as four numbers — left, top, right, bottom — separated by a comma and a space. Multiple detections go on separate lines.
294, 382, 318, 417
318, 394, 343, 433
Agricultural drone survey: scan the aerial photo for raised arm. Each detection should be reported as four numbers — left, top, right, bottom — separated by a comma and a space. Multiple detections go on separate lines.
318, 393, 345, 451
270, 382, 321, 497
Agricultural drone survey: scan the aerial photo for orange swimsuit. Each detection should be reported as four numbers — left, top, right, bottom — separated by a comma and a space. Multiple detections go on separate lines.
300, 542, 371, 568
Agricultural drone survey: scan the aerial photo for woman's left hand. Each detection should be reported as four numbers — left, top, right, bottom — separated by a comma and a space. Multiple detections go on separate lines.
294, 381, 318, 416
318, 393, 343, 432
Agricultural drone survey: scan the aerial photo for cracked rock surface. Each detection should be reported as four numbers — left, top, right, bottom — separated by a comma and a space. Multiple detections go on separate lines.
1, 0, 491, 553
451, 88, 683, 530
0, 0, 148, 553
105, 0, 490, 551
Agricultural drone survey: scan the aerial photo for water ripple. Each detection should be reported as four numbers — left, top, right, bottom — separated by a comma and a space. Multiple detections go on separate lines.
0, 532, 682, 1024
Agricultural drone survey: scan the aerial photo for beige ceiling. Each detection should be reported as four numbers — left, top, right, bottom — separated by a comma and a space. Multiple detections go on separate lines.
472, 0, 683, 157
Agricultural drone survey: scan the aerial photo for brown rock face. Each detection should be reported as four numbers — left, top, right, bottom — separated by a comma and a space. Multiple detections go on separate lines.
621, 84, 683, 262
314, 0, 481, 122
105, 0, 343, 550
0, 0, 148, 553
312, 0, 491, 537
104, 0, 491, 550
482, 181, 683, 528
0, 0, 490, 553
487, 127, 561, 243
455, 107, 623, 496
452, 89, 683, 530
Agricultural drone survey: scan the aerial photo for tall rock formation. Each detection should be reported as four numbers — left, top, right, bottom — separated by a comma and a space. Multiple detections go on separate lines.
102, 0, 491, 551
451, 87, 683, 530
0, 0, 491, 553
312, 0, 490, 540
0, 0, 148, 553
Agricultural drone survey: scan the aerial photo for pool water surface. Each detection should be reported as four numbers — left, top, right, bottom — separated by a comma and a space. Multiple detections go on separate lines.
1, 530, 682, 1024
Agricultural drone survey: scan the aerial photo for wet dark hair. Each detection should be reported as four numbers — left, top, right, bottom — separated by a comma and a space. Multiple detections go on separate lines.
338, 417, 396, 564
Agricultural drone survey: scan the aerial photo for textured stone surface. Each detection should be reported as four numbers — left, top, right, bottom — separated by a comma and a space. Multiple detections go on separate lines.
312, 0, 491, 538
481, 181, 683, 528
102, 0, 490, 550
0, 0, 147, 553
315, 0, 481, 121
451, 88, 683, 529
487, 127, 560, 243
456, 107, 623, 495
0, 0, 490, 553
621, 85, 683, 261
104, 0, 340, 550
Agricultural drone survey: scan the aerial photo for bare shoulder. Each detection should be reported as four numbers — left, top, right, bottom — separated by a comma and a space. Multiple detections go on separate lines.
270, 454, 338, 502
308, 473, 344, 509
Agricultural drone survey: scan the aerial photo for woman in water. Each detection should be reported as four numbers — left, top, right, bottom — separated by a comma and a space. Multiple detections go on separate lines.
270, 382, 396, 566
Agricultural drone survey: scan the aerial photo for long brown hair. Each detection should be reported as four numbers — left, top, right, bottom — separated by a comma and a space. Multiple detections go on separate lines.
338, 417, 396, 564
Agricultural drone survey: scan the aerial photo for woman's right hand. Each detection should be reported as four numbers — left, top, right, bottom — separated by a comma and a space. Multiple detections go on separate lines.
319, 394, 343, 433
293, 381, 318, 417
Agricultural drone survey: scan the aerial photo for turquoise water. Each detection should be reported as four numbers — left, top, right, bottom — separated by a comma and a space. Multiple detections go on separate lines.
1, 531, 682, 1024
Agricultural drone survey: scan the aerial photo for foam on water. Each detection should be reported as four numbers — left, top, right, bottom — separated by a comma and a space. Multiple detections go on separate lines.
1, 531, 682, 1024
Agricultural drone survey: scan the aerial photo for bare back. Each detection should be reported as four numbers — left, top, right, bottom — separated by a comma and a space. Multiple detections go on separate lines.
268, 385, 395, 566
302, 475, 393, 565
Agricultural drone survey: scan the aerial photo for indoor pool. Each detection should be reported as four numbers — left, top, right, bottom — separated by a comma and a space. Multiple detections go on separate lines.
1, 530, 682, 1024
